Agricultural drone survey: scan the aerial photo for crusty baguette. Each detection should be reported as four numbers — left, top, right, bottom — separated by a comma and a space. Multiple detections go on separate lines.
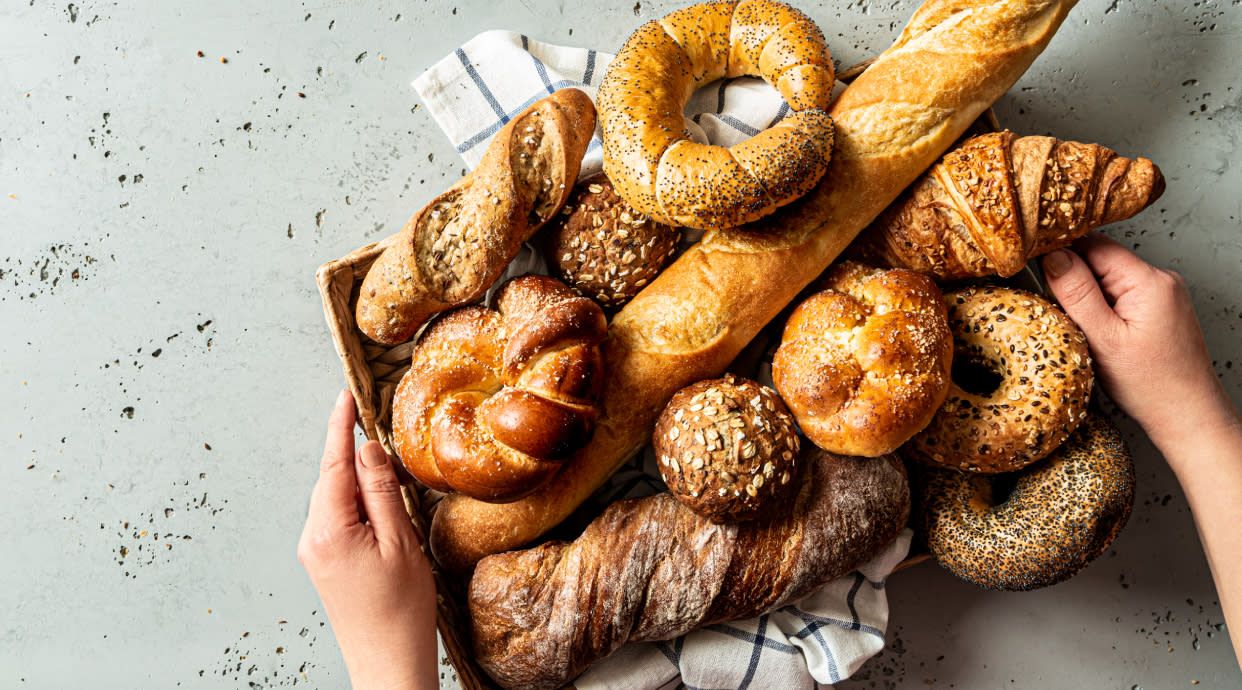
356, 89, 595, 346
469, 450, 910, 689
431, 0, 1079, 574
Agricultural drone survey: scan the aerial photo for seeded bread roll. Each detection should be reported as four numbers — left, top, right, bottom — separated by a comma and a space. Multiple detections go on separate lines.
548, 174, 680, 309
653, 376, 801, 522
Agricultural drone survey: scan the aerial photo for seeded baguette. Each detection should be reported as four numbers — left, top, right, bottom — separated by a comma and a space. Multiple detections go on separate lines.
356, 89, 595, 346
431, 0, 1080, 574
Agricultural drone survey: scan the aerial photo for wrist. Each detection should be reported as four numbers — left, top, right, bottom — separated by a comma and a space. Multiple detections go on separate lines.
1146, 391, 1242, 476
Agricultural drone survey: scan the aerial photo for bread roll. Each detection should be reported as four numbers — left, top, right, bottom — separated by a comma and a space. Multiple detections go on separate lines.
431, 0, 1080, 574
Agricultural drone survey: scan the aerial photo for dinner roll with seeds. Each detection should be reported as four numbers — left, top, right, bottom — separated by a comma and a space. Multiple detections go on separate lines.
653, 375, 801, 523
548, 174, 680, 309
905, 286, 1093, 474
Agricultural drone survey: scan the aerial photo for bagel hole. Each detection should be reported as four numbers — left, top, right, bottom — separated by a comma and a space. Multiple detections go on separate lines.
952, 355, 1004, 396
987, 473, 1019, 506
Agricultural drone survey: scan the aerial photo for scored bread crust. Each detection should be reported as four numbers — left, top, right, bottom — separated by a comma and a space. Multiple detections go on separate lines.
597, 0, 836, 230
356, 89, 595, 346
431, 0, 1081, 575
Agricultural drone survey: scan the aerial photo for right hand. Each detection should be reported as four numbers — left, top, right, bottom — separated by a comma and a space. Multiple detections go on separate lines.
1041, 233, 1240, 457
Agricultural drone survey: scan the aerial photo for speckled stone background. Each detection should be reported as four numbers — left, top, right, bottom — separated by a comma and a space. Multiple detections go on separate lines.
1, 0, 1239, 688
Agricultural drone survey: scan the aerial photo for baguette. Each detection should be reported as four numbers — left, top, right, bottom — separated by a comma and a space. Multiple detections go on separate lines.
431, 0, 1079, 573
469, 450, 910, 689
356, 89, 595, 346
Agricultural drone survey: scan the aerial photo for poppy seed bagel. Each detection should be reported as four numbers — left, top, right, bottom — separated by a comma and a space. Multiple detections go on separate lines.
917, 413, 1135, 591
596, 0, 836, 230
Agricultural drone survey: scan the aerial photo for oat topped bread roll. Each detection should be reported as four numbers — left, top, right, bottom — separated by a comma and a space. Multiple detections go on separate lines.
430, 0, 1081, 575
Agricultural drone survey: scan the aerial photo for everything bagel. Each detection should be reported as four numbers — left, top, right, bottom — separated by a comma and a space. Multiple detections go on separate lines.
597, 0, 836, 230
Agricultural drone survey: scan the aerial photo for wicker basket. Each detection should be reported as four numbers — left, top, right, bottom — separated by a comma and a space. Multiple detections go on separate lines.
316, 59, 998, 688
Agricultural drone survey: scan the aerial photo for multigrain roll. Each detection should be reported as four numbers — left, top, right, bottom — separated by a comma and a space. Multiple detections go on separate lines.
653, 376, 801, 522
773, 262, 953, 457
917, 414, 1135, 591
547, 174, 680, 309
905, 286, 1093, 474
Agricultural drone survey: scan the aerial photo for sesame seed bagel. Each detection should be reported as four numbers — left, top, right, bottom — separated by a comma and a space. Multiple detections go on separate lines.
906, 285, 1093, 473
917, 413, 1135, 591
597, 0, 835, 230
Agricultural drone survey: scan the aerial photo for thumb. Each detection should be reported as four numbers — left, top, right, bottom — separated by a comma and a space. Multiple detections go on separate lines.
1042, 249, 1122, 343
355, 441, 416, 547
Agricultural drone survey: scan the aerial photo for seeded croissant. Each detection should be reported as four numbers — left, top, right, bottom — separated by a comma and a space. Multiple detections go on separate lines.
850, 131, 1165, 280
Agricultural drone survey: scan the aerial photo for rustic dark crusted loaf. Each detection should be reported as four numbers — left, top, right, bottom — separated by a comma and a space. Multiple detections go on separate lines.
468, 449, 910, 689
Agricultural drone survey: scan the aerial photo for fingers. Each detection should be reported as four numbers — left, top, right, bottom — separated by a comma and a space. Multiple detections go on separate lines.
355, 440, 416, 548
1072, 233, 1157, 299
1042, 248, 1123, 343
308, 389, 362, 530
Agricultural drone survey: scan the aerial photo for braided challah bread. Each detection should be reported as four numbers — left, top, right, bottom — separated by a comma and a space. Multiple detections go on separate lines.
392, 275, 607, 502
773, 262, 953, 457
597, 0, 836, 230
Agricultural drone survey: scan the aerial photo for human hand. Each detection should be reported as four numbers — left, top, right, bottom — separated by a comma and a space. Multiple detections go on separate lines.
297, 390, 438, 690
1041, 233, 1240, 459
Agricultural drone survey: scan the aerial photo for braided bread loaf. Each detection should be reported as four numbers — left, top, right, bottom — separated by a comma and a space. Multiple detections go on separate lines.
773, 262, 953, 457
392, 276, 607, 502
356, 89, 595, 345
469, 449, 909, 689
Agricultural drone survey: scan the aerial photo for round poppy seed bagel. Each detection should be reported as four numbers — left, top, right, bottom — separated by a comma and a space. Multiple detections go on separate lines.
773, 262, 953, 458
547, 174, 681, 309
596, 0, 836, 230
653, 375, 801, 522
918, 413, 1135, 591
906, 285, 1093, 474
391, 275, 607, 503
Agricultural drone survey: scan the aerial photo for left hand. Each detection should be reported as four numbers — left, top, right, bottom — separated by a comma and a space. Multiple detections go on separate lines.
297, 389, 438, 690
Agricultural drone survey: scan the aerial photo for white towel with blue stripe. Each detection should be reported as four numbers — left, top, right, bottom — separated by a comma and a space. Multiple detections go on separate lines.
413, 30, 910, 690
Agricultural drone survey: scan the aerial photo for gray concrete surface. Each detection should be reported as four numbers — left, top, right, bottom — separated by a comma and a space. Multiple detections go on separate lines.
2, 0, 1239, 688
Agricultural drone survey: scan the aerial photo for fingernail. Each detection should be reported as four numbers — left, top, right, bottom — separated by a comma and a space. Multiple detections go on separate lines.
360, 442, 388, 468
1043, 249, 1073, 278
338, 388, 352, 406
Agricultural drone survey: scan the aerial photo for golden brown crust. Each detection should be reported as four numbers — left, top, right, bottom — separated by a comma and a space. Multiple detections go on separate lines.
391, 276, 607, 502
773, 262, 953, 457
852, 131, 1166, 280
917, 414, 1135, 591
905, 286, 1093, 473
597, 0, 835, 230
547, 174, 680, 309
431, 0, 1079, 574
653, 375, 801, 522
356, 89, 596, 345
469, 449, 910, 689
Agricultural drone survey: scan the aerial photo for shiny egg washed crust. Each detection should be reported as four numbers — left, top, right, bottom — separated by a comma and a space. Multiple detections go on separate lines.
391, 275, 607, 503
548, 174, 680, 309
773, 262, 953, 458
596, 0, 836, 230
907, 285, 1093, 474
918, 414, 1135, 591
653, 375, 800, 522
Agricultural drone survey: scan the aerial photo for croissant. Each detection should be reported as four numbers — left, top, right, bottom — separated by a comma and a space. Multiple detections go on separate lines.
850, 131, 1165, 279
